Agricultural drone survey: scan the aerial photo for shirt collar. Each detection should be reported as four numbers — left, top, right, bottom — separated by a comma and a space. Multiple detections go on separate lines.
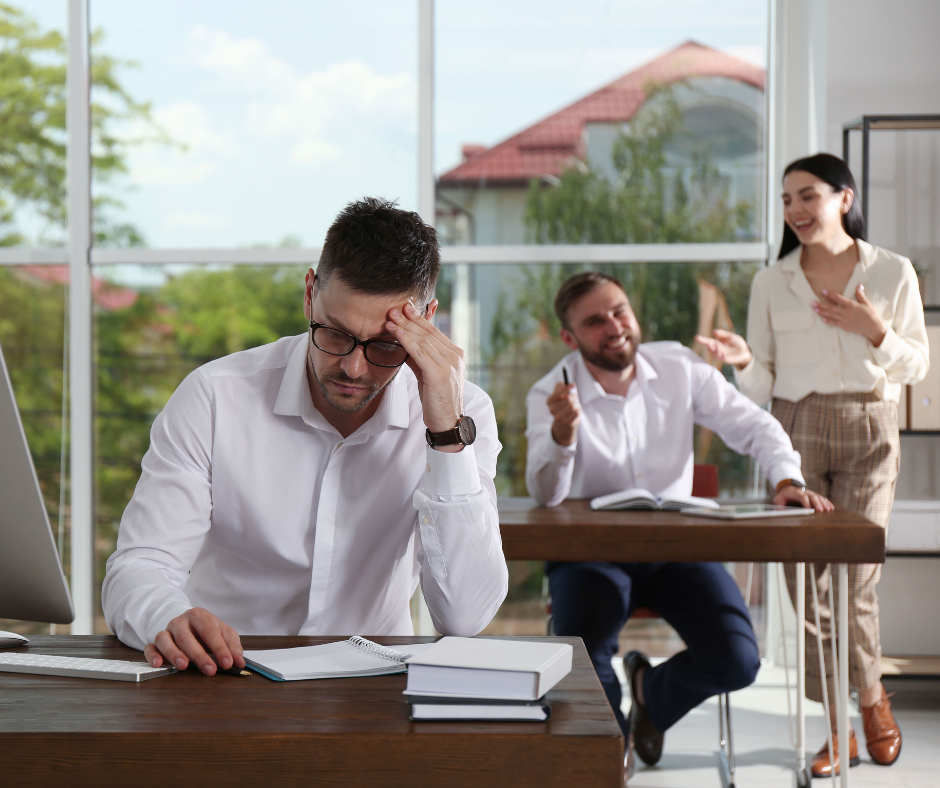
573, 346, 656, 404
273, 334, 412, 435
780, 239, 876, 271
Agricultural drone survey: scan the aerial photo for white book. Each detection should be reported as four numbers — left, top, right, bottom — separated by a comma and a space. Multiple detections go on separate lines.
243, 636, 435, 681
404, 637, 573, 701
589, 487, 720, 512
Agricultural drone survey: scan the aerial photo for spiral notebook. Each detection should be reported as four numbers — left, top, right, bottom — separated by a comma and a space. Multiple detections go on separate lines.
243, 636, 436, 681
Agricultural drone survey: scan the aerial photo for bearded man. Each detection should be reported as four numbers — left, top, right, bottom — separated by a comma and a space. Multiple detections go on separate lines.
525, 271, 830, 775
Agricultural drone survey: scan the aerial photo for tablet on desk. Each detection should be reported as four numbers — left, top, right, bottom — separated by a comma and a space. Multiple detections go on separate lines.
684, 504, 814, 519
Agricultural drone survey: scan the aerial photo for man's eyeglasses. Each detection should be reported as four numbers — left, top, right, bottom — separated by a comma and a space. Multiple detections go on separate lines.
309, 320, 409, 368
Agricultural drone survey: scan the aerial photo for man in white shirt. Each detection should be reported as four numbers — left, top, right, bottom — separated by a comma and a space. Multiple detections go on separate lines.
103, 198, 508, 677
526, 271, 830, 769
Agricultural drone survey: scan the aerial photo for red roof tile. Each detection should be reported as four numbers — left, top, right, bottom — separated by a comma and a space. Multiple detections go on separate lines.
438, 40, 764, 187
20, 265, 139, 311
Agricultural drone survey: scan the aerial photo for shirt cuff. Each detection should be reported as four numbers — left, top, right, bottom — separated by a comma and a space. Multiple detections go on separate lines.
546, 436, 577, 463
870, 327, 903, 367
734, 356, 757, 387
767, 464, 806, 492
421, 444, 482, 497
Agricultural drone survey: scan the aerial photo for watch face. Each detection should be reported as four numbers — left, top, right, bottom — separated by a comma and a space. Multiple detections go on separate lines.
457, 416, 476, 445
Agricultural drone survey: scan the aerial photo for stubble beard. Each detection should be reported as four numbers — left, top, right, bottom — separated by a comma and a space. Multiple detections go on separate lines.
578, 335, 638, 372
307, 344, 391, 413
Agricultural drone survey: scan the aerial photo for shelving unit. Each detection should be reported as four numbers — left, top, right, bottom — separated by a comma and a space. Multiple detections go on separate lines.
843, 114, 940, 669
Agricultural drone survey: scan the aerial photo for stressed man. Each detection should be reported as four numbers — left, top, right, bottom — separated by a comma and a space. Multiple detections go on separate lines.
526, 272, 830, 771
103, 198, 508, 675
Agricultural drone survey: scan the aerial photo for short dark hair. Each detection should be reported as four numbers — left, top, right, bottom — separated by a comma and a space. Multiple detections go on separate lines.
317, 197, 441, 305
779, 153, 866, 259
554, 271, 626, 329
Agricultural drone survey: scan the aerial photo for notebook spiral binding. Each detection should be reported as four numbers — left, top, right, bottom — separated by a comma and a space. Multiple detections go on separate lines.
348, 636, 413, 664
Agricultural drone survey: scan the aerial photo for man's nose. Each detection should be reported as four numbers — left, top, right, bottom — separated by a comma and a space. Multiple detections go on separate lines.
605, 316, 622, 334
340, 346, 368, 378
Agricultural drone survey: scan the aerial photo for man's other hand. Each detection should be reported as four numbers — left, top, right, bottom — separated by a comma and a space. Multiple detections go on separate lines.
547, 381, 581, 446
773, 484, 834, 512
144, 607, 245, 676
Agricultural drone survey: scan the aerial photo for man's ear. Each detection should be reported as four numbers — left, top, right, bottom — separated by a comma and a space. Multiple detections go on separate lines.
425, 298, 438, 320
559, 326, 579, 351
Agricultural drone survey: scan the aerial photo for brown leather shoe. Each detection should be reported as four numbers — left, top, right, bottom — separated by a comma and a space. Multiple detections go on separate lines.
862, 691, 902, 766
810, 728, 859, 778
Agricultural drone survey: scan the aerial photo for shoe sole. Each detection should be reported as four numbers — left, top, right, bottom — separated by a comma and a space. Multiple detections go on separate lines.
811, 755, 860, 778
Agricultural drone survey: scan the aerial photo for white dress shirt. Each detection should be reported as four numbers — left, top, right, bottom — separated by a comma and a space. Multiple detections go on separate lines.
103, 334, 508, 651
525, 342, 805, 507
736, 240, 929, 405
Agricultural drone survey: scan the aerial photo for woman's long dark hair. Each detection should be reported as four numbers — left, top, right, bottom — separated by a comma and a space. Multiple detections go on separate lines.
778, 153, 866, 259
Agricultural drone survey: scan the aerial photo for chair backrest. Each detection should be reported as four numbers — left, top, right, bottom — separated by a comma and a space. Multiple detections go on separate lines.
692, 463, 719, 498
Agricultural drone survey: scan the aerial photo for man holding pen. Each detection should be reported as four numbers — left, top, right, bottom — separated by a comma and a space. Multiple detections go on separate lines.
526, 271, 830, 774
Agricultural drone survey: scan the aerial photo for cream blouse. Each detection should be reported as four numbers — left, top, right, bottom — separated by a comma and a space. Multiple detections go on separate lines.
735, 240, 929, 405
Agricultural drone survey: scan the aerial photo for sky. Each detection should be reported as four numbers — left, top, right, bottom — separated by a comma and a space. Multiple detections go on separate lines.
22, 0, 768, 251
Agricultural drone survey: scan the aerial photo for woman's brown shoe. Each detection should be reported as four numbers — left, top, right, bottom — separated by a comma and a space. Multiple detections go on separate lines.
862, 691, 902, 766
810, 728, 859, 778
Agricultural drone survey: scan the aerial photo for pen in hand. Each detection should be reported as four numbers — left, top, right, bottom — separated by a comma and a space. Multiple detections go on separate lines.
205, 654, 251, 677
562, 367, 570, 386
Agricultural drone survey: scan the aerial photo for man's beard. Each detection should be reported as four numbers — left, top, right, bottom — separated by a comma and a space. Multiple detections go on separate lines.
308, 346, 391, 413
578, 334, 638, 371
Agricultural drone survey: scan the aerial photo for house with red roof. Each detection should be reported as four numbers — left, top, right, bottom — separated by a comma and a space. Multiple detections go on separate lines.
435, 41, 766, 246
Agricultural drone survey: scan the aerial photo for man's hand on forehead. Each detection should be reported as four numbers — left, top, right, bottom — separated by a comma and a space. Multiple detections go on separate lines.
386, 298, 466, 441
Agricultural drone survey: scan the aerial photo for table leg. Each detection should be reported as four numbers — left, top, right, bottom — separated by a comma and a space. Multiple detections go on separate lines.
795, 562, 808, 787
838, 564, 850, 788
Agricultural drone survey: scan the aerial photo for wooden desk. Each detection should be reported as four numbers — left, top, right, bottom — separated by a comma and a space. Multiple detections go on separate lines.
0, 635, 623, 788
499, 497, 886, 564
498, 497, 885, 788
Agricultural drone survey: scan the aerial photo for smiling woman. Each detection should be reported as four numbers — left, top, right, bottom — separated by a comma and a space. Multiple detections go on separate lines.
89, 0, 418, 249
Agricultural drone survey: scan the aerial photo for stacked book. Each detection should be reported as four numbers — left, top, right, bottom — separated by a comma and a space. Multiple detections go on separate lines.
404, 636, 573, 721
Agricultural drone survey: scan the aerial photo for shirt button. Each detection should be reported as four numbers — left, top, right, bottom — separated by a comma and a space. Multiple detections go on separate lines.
632, 435, 638, 443
336, 442, 343, 449
426, 464, 431, 473
423, 516, 431, 524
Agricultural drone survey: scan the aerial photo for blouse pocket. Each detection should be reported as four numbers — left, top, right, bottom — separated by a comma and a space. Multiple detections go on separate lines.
771, 309, 820, 367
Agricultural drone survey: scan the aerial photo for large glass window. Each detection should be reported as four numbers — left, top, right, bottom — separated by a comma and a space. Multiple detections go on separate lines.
90, 0, 418, 249
1, 2, 771, 641
435, 0, 768, 246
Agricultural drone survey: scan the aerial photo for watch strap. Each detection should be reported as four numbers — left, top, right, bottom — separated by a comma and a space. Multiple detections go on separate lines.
775, 478, 806, 493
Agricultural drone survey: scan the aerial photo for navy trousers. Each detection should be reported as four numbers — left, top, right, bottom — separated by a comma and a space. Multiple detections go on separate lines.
548, 561, 760, 736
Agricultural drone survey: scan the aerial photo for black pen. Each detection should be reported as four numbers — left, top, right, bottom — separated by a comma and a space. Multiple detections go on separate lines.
562, 367, 570, 386
208, 654, 251, 677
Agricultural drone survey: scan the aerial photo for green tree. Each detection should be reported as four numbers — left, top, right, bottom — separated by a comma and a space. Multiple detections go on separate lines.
0, 2, 161, 247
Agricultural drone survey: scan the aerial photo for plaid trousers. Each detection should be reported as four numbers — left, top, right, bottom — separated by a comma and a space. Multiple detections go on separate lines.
772, 392, 899, 705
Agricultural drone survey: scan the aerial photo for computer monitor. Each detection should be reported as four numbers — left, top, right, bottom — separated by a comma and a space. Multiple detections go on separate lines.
0, 340, 74, 624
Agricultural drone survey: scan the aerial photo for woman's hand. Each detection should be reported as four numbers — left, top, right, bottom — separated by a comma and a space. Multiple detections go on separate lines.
812, 285, 888, 347
694, 329, 753, 370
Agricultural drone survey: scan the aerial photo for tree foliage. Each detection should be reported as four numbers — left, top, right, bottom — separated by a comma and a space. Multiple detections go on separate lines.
0, 2, 161, 247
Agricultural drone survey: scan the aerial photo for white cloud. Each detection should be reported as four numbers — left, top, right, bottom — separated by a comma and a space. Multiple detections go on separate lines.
188, 27, 415, 168
125, 101, 238, 186
163, 211, 233, 230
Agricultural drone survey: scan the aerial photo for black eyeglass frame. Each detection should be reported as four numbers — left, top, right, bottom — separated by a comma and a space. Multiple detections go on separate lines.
308, 320, 409, 368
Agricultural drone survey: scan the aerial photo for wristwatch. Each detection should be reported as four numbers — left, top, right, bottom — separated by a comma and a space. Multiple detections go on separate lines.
775, 478, 806, 493
426, 415, 477, 448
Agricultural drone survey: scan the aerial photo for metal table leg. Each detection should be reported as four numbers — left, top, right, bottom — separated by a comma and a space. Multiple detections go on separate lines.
838, 564, 850, 788
794, 562, 810, 787
718, 692, 736, 787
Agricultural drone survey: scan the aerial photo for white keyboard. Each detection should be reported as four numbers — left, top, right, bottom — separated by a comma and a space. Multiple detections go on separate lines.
0, 652, 177, 682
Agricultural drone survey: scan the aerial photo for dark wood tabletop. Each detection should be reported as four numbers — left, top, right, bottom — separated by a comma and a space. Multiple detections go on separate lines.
0, 635, 623, 788
498, 497, 886, 564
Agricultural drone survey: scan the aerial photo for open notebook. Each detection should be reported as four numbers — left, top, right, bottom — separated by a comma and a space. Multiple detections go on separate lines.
243, 636, 436, 681
590, 488, 719, 511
